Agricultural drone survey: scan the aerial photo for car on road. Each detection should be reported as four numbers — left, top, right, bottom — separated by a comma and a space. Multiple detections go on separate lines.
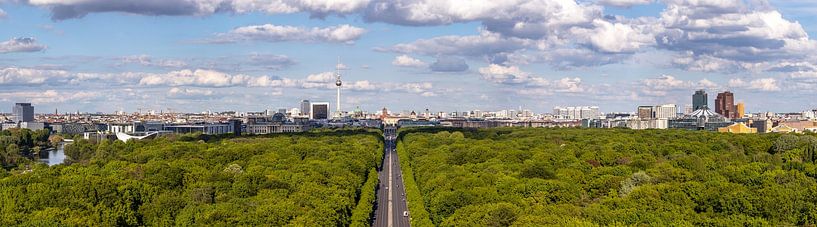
403, 211, 409, 217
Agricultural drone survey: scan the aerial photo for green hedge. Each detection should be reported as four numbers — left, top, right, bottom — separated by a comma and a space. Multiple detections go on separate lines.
397, 140, 435, 227
351, 168, 379, 227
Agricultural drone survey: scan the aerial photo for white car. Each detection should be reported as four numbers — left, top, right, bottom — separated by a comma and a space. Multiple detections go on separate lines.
403, 211, 409, 217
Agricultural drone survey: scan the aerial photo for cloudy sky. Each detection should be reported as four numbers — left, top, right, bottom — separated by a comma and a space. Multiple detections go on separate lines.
1, 0, 816, 114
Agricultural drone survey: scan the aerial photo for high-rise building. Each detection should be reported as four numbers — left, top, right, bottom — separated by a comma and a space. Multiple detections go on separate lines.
300, 100, 311, 117
684, 104, 693, 115
12, 103, 34, 123
637, 106, 653, 119
637, 104, 677, 119
553, 106, 599, 119
715, 91, 736, 118
310, 102, 330, 120
654, 104, 678, 119
736, 102, 745, 118
693, 90, 708, 111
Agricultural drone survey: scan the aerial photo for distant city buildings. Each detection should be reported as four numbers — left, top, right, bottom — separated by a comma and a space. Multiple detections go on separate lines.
637, 104, 677, 119
718, 122, 757, 133
736, 102, 745, 118
668, 106, 732, 131
715, 91, 737, 119
751, 119, 773, 133
553, 106, 599, 120
300, 100, 311, 117
164, 123, 238, 135
13, 103, 34, 123
1, 85, 815, 137
693, 90, 708, 111
310, 102, 330, 120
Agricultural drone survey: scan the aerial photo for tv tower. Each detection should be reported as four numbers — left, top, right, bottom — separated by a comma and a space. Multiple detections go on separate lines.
335, 57, 343, 118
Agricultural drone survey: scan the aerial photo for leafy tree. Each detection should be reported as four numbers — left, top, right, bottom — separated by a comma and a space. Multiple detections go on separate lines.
772, 134, 800, 154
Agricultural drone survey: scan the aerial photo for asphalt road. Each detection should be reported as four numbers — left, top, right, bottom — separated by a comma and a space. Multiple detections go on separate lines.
373, 127, 411, 227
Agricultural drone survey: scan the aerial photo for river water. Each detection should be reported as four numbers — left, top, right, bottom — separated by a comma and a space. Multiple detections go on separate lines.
38, 143, 67, 166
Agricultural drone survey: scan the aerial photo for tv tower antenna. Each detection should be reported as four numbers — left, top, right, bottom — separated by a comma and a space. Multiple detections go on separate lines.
335, 57, 343, 118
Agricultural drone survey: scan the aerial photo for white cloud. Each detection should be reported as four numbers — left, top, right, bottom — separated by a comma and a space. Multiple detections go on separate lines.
640, 74, 719, 90
246, 76, 298, 88
642, 75, 691, 90
752, 78, 781, 91
139, 69, 251, 87
768, 61, 817, 73
119, 55, 187, 68
478, 64, 584, 93
551, 77, 584, 93
111, 68, 437, 94
790, 70, 817, 79
0, 90, 99, 104
658, 0, 817, 72
387, 82, 434, 94
336, 62, 349, 70
575, 18, 658, 53
305, 72, 335, 83
167, 87, 215, 99
0, 8, 6, 18
420, 91, 437, 97
210, 24, 366, 44
429, 56, 469, 72
479, 64, 545, 86
0, 67, 436, 96
13, 0, 817, 77
671, 52, 743, 73
365, 0, 602, 40
25, 0, 371, 20
246, 54, 296, 70
698, 78, 718, 88
0, 37, 47, 53
0, 67, 69, 85
392, 55, 427, 68
729, 78, 781, 91
728, 78, 747, 87
381, 30, 529, 60
597, 0, 654, 8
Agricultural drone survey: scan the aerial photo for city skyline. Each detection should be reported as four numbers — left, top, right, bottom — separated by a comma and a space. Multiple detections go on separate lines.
2, 0, 817, 113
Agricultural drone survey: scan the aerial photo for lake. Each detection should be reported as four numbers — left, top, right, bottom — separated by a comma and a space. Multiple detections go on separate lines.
38, 143, 67, 166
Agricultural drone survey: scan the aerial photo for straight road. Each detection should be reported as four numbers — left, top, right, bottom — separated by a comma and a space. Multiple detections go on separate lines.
373, 126, 411, 227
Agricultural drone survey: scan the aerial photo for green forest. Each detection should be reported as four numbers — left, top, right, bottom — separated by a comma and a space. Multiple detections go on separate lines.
0, 128, 53, 168
396, 128, 817, 226
0, 130, 383, 226
5, 126, 817, 226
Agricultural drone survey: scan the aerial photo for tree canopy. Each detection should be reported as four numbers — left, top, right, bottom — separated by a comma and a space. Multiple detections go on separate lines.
0, 128, 51, 168
0, 129, 383, 226
397, 127, 817, 226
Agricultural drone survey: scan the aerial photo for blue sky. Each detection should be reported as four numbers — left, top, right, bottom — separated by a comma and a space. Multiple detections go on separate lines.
1, 0, 816, 114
